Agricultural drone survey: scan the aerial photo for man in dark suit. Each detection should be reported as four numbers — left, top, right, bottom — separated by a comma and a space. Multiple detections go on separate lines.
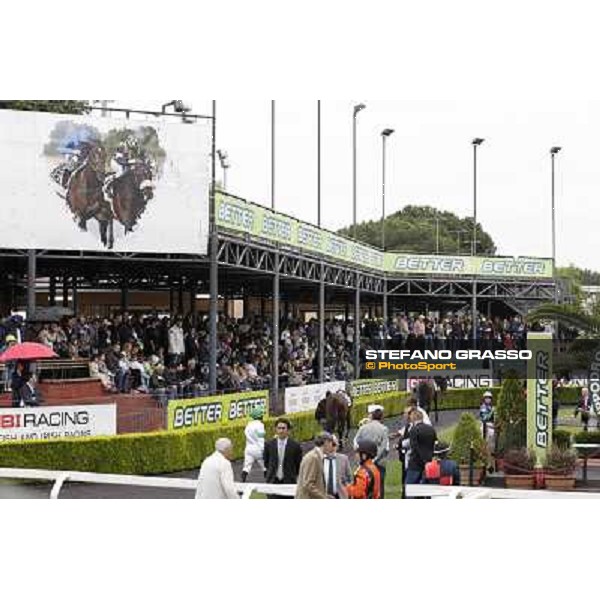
406, 408, 437, 484
263, 417, 303, 498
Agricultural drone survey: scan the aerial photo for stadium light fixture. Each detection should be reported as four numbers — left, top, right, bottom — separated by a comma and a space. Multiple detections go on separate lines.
352, 103, 367, 239
381, 128, 395, 250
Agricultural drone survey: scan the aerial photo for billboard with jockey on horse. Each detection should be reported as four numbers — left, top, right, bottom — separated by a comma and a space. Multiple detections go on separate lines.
0, 109, 210, 254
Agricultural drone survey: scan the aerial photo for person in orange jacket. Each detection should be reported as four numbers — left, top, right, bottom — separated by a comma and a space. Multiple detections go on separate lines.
346, 440, 382, 499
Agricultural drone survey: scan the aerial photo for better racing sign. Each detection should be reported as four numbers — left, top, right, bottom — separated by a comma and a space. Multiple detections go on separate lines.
0, 404, 117, 443
168, 391, 269, 431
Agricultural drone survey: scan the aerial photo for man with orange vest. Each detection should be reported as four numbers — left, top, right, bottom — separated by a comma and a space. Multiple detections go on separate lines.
423, 441, 461, 486
346, 440, 382, 499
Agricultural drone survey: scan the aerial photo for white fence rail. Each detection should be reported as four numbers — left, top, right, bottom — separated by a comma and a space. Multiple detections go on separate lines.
0, 468, 296, 499
3, 468, 600, 499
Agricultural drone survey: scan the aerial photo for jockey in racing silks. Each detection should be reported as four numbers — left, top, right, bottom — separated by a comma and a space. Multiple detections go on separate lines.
241, 407, 266, 483
346, 440, 382, 499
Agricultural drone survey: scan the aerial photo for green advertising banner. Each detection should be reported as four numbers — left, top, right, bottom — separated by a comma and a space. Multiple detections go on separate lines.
527, 332, 553, 465
347, 378, 403, 398
168, 390, 269, 431
215, 192, 385, 270
384, 253, 554, 278
215, 192, 554, 279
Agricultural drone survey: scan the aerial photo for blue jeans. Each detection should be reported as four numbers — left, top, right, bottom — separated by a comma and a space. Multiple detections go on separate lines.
406, 469, 423, 484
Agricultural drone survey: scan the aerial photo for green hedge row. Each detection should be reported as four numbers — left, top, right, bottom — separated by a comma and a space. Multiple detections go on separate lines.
573, 430, 600, 444
0, 388, 489, 475
555, 386, 582, 406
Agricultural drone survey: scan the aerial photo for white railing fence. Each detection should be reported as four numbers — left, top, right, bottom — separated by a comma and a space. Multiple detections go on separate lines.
0, 468, 296, 499
3, 468, 600, 499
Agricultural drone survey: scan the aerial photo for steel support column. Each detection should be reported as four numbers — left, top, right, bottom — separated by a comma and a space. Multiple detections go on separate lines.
319, 262, 325, 383
62, 276, 69, 308
121, 279, 129, 312
383, 275, 388, 324
72, 275, 78, 316
472, 278, 477, 348
209, 100, 218, 394
27, 249, 36, 321
272, 250, 280, 409
49, 275, 56, 307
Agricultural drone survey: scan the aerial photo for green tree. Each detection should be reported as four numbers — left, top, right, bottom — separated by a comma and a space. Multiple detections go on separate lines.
495, 372, 527, 454
0, 100, 89, 114
338, 204, 496, 255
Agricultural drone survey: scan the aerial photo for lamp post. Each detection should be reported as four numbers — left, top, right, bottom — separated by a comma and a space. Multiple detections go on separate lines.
550, 146, 561, 304
381, 128, 394, 250
352, 103, 366, 239
271, 100, 275, 210
217, 150, 230, 190
472, 137, 484, 348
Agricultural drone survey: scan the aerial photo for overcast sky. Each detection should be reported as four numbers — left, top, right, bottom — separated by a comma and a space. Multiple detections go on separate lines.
115, 97, 598, 271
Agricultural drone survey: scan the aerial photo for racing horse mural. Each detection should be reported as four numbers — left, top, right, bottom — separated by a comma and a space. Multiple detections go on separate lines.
46, 122, 165, 248
64, 143, 115, 249
105, 159, 154, 234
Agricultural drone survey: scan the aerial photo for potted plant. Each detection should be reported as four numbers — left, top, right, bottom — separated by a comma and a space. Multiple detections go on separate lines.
503, 447, 536, 489
544, 445, 577, 490
450, 412, 489, 486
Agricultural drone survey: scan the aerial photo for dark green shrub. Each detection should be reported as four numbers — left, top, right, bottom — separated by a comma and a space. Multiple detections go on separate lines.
574, 430, 600, 444
450, 412, 489, 466
552, 429, 572, 449
495, 372, 527, 454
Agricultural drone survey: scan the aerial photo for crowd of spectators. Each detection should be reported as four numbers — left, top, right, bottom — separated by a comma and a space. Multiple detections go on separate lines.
0, 311, 530, 400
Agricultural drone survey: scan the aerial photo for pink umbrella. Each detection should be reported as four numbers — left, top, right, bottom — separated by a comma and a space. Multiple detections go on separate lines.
0, 342, 58, 362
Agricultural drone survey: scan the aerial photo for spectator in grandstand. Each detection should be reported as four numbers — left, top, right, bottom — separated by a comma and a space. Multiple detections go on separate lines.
406, 408, 437, 484
263, 417, 303, 498
89, 352, 115, 392
19, 373, 40, 407
353, 404, 389, 497
195, 438, 240, 500
168, 317, 185, 366
295, 431, 335, 499
1, 333, 18, 393
241, 407, 266, 483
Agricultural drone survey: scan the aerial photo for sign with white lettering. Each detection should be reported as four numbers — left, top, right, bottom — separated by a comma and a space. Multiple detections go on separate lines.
0, 404, 116, 443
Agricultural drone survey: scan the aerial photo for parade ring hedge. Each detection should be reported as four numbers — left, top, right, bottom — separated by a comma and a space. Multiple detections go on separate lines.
0, 387, 489, 476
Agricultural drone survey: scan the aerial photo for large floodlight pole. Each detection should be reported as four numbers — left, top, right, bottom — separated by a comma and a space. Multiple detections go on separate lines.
209, 101, 218, 394
271, 100, 276, 210
381, 128, 394, 250
352, 103, 366, 239
472, 138, 484, 349
550, 146, 561, 304
317, 100, 321, 227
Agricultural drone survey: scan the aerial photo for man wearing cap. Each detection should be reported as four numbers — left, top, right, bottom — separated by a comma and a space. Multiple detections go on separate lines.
423, 441, 461, 486
295, 432, 335, 499
479, 391, 494, 442
353, 404, 390, 497
241, 407, 266, 483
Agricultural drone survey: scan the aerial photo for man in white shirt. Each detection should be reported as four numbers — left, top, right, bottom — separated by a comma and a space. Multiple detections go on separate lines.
195, 438, 240, 499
